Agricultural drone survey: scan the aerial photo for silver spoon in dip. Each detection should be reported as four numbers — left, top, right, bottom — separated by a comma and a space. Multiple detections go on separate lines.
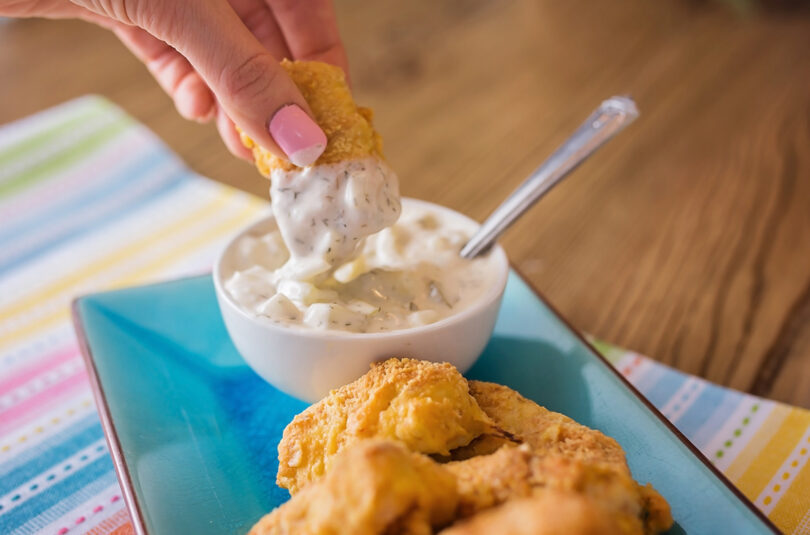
460, 96, 639, 259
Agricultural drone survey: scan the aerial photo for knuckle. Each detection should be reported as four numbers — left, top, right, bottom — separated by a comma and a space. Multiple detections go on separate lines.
78, 0, 176, 40
74, 0, 138, 24
221, 53, 279, 105
117, 0, 138, 24
136, 1, 181, 42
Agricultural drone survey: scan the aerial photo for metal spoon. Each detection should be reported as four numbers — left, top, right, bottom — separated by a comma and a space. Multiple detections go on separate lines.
460, 96, 639, 259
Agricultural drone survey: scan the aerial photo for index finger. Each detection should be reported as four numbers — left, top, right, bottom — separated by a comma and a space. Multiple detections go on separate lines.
267, 0, 349, 76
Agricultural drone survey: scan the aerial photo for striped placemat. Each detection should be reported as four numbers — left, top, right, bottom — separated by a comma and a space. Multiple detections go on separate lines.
0, 97, 808, 535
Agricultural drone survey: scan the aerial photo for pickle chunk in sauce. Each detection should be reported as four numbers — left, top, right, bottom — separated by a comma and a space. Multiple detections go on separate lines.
223, 202, 500, 333
270, 157, 400, 280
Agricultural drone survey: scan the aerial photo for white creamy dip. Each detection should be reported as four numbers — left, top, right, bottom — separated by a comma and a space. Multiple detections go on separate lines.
223, 201, 500, 333
269, 157, 400, 281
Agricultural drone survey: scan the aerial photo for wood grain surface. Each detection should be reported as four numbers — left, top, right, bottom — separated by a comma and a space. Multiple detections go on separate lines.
1, 0, 809, 406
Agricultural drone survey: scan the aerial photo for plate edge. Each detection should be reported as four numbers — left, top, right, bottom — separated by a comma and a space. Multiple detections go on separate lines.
71, 297, 150, 535
509, 265, 781, 534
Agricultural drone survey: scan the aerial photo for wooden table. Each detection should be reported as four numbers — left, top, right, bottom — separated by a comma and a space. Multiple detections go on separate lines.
2, 0, 809, 407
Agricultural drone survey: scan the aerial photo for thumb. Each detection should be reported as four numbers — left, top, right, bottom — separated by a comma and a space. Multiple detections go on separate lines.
120, 0, 326, 166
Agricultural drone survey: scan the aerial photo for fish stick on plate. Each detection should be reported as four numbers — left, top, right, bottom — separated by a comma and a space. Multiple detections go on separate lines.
240, 60, 401, 279
446, 446, 672, 534
249, 439, 458, 535
276, 358, 496, 494
465, 380, 630, 475
437, 493, 629, 535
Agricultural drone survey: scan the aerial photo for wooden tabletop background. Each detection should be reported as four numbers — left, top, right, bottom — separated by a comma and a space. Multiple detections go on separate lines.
2, 0, 809, 407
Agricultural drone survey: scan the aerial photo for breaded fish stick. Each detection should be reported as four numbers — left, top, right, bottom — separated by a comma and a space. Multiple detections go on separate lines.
240, 60, 384, 174
276, 358, 495, 494
250, 440, 458, 535
239, 60, 400, 275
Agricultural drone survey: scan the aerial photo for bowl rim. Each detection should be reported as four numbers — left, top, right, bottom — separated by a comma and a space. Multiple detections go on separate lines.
213, 197, 509, 341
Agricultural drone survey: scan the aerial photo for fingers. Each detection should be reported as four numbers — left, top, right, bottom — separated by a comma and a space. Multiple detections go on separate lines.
112, 24, 216, 122
69, 0, 341, 165
229, 0, 291, 61
268, 0, 349, 75
216, 105, 254, 160
60, 6, 216, 123
128, 0, 326, 165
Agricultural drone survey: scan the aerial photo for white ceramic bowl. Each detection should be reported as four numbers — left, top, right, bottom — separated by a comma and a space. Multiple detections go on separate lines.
213, 198, 509, 402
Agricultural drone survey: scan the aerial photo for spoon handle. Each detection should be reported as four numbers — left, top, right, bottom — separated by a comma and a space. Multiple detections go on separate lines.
460, 96, 639, 259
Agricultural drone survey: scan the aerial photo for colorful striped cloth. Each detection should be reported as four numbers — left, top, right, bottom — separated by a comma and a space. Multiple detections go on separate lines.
0, 96, 808, 535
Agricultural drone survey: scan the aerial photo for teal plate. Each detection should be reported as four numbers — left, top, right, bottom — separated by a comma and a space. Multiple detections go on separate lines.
72, 272, 778, 535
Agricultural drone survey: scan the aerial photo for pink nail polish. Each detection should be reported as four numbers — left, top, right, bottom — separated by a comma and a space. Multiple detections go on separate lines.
269, 105, 327, 167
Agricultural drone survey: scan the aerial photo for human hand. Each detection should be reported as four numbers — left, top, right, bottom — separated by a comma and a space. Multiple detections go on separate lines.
1, 0, 348, 165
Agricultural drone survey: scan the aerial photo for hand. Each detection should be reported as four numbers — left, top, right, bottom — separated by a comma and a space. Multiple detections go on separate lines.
1, 0, 348, 164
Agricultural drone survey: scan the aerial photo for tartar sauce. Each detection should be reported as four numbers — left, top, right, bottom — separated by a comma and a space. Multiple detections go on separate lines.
269, 157, 400, 280
223, 201, 499, 333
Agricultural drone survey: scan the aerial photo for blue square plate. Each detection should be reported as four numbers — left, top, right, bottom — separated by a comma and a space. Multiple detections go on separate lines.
72, 272, 778, 535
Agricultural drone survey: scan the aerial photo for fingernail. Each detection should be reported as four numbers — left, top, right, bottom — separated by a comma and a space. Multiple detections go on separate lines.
269, 105, 327, 167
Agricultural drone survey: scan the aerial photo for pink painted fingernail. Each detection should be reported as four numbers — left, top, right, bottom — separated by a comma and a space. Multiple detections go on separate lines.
269, 105, 327, 167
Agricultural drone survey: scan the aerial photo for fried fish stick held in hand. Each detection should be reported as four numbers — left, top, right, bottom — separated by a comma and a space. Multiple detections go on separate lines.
241, 60, 401, 274
240, 60, 384, 173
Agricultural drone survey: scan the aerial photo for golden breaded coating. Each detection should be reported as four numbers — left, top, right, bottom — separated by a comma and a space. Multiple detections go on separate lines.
277, 358, 495, 494
438, 494, 630, 535
526, 456, 646, 534
468, 380, 629, 475
240, 60, 383, 175
638, 484, 675, 535
446, 446, 672, 534
268, 360, 672, 533
446, 446, 534, 516
250, 440, 458, 535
